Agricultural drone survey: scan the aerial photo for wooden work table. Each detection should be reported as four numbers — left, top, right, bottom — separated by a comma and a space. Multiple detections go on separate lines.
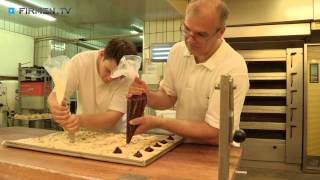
0, 127, 242, 180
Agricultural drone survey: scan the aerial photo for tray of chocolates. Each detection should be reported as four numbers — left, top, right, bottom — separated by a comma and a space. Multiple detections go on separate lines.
2, 130, 183, 166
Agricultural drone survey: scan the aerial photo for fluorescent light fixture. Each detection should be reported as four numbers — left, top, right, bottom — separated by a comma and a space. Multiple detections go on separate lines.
130, 24, 143, 31
151, 44, 173, 62
152, 47, 171, 51
23, 0, 44, 7
130, 30, 139, 35
0, 0, 56, 22
50, 43, 66, 51
32, 13, 56, 22
153, 52, 169, 56
0, 0, 21, 8
152, 57, 169, 60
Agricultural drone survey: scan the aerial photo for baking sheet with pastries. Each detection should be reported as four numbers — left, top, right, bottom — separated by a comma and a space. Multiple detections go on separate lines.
2, 130, 183, 166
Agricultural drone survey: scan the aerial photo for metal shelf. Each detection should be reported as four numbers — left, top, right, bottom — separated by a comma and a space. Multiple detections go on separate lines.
240, 122, 286, 130
248, 72, 287, 80
247, 89, 286, 97
17, 63, 51, 113
245, 57, 286, 62
242, 105, 286, 114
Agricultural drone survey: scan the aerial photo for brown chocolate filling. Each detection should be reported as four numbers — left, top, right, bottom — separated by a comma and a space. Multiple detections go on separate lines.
134, 151, 143, 158
126, 94, 147, 144
167, 136, 174, 140
154, 143, 162, 147
160, 140, 168, 144
145, 146, 154, 152
113, 147, 122, 154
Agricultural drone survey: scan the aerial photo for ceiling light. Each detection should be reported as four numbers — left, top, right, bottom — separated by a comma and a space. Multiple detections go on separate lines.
31, 13, 56, 22
23, 0, 44, 7
151, 44, 173, 62
139, 35, 143, 39
130, 30, 139, 35
0, 0, 56, 22
130, 24, 143, 32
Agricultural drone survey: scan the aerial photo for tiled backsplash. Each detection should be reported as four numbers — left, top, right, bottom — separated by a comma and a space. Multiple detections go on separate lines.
0, 16, 106, 66
0, 16, 35, 37
142, 18, 183, 115
142, 18, 183, 84
143, 18, 183, 60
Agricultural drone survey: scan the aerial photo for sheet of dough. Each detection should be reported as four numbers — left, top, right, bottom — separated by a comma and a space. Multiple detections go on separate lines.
2, 130, 183, 166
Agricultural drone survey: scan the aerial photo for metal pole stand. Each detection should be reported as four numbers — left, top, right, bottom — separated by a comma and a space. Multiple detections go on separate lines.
217, 75, 246, 180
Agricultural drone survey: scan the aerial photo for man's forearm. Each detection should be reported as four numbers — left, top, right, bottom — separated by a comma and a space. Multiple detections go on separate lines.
48, 92, 57, 107
158, 118, 219, 144
147, 89, 176, 110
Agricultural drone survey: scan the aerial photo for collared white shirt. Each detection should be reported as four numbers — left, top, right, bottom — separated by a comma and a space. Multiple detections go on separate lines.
62, 50, 130, 132
160, 40, 249, 131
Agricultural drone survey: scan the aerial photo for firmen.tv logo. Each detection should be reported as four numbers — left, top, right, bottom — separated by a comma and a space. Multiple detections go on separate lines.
7, 7, 71, 15
8, 7, 15, 14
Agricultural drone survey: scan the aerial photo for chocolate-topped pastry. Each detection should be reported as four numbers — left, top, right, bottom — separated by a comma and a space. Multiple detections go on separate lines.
160, 140, 168, 144
134, 151, 143, 158
167, 136, 174, 140
126, 94, 147, 144
154, 143, 162, 147
113, 147, 122, 154
145, 146, 154, 152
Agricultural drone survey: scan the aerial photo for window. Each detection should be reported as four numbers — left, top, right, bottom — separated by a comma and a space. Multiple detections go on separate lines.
151, 44, 173, 62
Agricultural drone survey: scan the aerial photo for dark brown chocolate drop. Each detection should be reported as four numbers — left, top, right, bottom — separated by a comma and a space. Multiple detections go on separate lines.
134, 151, 143, 158
154, 143, 162, 147
167, 136, 174, 140
113, 147, 122, 154
160, 140, 168, 144
145, 146, 154, 152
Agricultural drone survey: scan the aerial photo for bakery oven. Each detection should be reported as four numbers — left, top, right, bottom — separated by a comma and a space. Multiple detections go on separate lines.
236, 48, 303, 164
303, 43, 320, 172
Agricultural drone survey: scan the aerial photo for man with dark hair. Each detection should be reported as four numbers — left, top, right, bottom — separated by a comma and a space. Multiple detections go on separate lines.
128, 0, 249, 145
48, 38, 138, 133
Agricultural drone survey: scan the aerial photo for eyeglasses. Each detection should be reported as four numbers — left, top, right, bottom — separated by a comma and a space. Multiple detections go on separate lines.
180, 23, 221, 42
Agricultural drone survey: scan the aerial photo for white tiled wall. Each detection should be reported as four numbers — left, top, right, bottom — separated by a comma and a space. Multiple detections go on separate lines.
33, 26, 106, 66
0, 16, 35, 37
143, 18, 183, 59
142, 18, 184, 115
0, 16, 106, 66
142, 18, 183, 82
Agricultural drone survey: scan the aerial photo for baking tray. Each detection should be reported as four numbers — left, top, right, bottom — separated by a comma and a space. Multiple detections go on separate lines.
2, 132, 183, 167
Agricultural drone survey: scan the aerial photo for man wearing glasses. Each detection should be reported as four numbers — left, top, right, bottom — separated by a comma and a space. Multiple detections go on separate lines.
129, 0, 249, 144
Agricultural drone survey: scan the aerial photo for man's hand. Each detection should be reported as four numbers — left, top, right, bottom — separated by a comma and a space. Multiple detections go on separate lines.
128, 77, 149, 97
49, 102, 70, 121
129, 115, 162, 134
62, 114, 80, 134
48, 92, 75, 132
49, 97, 70, 122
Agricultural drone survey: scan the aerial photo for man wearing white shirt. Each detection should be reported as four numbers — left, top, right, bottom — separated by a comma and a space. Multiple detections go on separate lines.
48, 38, 137, 133
129, 0, 249, 144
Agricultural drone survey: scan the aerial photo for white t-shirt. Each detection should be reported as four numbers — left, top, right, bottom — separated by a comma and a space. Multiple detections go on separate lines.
63, 50, 130, 132
160, 40, 249, 131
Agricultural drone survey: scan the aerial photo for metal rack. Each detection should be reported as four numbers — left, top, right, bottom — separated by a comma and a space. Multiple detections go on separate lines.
217, 75, 246, 180
237, 49, 303, 164
15, 63, 53, 128
303, 44, 320, 172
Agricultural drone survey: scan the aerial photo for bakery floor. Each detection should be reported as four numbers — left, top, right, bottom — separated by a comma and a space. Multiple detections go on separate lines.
235, 161, 320, 180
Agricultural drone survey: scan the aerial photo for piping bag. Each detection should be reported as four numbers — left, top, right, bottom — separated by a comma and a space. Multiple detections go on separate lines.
44, 56, 75, 143
110, 55, 144, 143
110, 55, 141, 80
